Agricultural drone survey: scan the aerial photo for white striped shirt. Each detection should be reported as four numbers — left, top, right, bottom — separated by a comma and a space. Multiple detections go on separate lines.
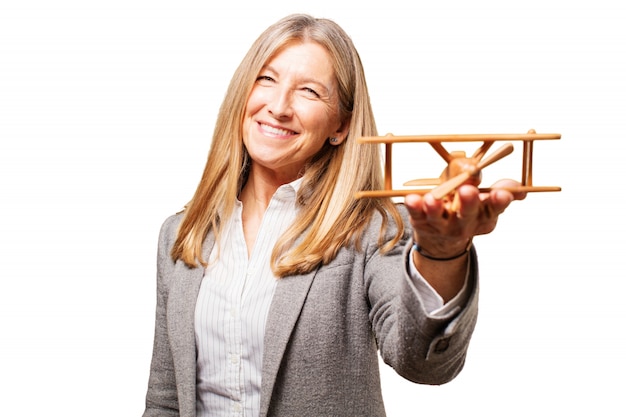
194, 179, 467, 416
194, 180, 299, 417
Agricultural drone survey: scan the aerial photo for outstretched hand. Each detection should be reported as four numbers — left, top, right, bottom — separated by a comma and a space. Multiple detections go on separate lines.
404, 179, 526, 259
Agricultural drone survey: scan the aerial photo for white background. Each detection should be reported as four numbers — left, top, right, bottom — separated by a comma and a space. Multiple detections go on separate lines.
1, 1, 624, 416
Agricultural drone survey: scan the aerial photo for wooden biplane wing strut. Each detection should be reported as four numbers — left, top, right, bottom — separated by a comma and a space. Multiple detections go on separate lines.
355, 129, 561, 199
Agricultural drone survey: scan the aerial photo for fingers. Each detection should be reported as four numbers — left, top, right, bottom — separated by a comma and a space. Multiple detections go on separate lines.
489, 188, 514, 215
405, 193, 443, 227
407, 186, 482, 224
407, 185, 514, 220
455, 185, 481, 219
404, 193, 424, 221
491, 178, 527, 201
404, 180, 524, 240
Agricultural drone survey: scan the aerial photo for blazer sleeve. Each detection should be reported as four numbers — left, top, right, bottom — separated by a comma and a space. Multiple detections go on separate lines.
365, 206, 479, 385
143, 216, 181, 417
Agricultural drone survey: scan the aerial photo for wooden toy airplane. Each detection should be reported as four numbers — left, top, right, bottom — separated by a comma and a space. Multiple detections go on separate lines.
355, 129, 561, 199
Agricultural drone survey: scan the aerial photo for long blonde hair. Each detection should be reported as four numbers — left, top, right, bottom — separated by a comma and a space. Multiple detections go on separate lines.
171, 14, 404, 276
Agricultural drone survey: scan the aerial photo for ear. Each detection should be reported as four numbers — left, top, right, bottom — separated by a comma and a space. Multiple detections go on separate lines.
329, 117, 351, 146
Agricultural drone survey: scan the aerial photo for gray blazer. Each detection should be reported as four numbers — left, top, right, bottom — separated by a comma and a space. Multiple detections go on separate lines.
143, 206, 479, 417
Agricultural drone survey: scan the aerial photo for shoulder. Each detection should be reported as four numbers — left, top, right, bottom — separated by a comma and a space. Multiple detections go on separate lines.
362, 203, 411, 242
353, 203, 411, 263
156, 212, 185, 261
159, 212, 184, 240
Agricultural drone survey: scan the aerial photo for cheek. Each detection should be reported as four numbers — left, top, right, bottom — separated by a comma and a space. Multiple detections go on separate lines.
242, 96, 262, 139
243, 99, 258, 119
296, 102, 340, 136
244, 87, 267, 117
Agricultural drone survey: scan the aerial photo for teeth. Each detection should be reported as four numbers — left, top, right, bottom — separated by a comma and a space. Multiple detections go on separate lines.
261, 123, 293, 136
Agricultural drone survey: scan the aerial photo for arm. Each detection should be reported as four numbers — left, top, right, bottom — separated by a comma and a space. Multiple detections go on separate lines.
370, 180, 524, 385
405, 180, 526, 302
365, 211, 478, 385
143, 219, 180, 417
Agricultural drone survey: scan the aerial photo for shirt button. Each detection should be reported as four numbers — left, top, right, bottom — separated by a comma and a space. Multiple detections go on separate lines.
232, 402, 242, 412
229, 353, 239, 364
434, 338, 450, 353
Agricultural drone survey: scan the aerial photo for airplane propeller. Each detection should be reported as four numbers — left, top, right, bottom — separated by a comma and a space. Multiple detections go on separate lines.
430, 142, 515, 199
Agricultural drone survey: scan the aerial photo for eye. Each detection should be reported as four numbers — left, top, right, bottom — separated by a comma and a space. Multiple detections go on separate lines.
256, 75, 275, 85
302, 86, 320, 98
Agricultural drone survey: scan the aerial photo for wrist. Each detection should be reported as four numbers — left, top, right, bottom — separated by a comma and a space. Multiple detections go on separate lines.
412, 238, 473, 261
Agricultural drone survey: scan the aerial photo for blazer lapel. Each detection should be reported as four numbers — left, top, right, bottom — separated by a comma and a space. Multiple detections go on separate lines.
167, 235, 216, 417
165, 228, 315, 417
259, 268, 318, 417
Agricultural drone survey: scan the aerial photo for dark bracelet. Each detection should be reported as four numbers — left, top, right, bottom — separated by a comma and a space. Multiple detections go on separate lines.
412, 240, 472, 261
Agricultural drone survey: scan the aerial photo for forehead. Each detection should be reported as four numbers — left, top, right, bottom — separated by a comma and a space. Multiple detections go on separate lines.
264, 42, 335, 78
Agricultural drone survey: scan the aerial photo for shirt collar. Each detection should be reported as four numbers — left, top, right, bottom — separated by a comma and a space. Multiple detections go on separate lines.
235, 177, 302, 208
272, 177, 302, 202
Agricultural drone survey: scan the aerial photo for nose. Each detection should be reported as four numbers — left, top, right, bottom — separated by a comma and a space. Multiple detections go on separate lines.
267, 87, 293, 119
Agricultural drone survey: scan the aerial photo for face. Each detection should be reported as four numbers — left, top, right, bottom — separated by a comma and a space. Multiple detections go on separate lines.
242, 41, 349, 182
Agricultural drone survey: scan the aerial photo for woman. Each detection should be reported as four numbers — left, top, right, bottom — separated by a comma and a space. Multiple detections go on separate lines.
143, 14, 523, 417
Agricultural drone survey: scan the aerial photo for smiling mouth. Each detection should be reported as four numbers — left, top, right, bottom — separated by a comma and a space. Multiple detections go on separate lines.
259, 122, 297, 137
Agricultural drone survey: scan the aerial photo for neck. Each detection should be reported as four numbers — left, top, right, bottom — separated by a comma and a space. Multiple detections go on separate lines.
239, 168, 294, 257
240, 165, 298, 209
240, 177, 276, 212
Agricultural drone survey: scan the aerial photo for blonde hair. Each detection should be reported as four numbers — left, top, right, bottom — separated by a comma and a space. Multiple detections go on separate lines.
171, 14, 404, 276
